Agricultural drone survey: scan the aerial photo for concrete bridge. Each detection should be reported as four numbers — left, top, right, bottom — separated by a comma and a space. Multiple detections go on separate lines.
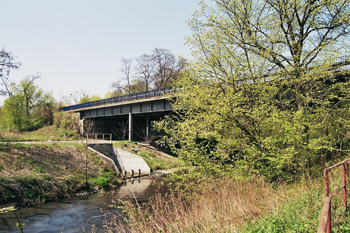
63, 89, 175, 141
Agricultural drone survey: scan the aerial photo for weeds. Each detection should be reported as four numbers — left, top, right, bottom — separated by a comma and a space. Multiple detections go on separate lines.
107, 177, 285, 232
102, 175, 346, 232
0, 143, 115, 207
90, 171, 118, 189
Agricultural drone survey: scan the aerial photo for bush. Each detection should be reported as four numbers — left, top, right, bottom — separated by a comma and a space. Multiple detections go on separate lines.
90, 171, 117, 189
53, 112, 79, 131
91, 177, 109, 189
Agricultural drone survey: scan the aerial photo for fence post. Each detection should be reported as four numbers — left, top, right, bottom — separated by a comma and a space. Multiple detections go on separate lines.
325, 170, 330, 197
324, 169, 331, 233
327, 201, 331, 233
317, 196, 331, 233
342, 164, 347, 209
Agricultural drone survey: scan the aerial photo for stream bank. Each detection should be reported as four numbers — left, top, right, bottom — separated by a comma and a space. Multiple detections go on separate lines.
0, 178, 166, 233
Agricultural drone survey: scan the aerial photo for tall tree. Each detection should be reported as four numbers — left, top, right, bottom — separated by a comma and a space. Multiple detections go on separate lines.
1, 76, 54, 131
113, 57, 133, 95
152, 48, 186, 89
0, 48, 20, 96
135, 54, 157, 91
155, 0, 350, 181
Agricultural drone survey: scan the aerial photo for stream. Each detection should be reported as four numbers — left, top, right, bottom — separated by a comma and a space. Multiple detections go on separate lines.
0, 178, 163, 233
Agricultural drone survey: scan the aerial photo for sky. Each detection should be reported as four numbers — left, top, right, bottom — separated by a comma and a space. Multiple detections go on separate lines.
0, 0, 200, 105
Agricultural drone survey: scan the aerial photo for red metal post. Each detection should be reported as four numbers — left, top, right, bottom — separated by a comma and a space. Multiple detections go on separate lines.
327, 201, 331, 233
324, 170, 331, 233
325, 170, 330, 197
342, 164, 347, 209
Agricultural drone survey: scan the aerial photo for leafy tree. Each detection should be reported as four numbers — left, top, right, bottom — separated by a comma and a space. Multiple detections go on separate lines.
155, 0, 350, 181
1, 94, 25, 131
79, 94, 101, 104
1, 76, 54, 131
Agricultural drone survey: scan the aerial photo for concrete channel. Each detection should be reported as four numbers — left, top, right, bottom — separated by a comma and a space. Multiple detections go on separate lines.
88, 143, 151, 178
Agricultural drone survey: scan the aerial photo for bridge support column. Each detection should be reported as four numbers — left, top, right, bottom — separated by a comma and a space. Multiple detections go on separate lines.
146, 115, 149, 140
128, 113, 133, 141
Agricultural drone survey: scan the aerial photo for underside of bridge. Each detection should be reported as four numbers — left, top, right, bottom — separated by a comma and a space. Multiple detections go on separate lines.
88, 111, 171, 141
67, 96, 174, 141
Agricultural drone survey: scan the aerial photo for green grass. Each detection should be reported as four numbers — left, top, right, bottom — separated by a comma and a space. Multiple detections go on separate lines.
0, 143, 117, 207
0, 125, 79, 142
241, 177, 350, 232
113, 140, 137, 148
142, 153, 182, 170
90, 171, 118, 189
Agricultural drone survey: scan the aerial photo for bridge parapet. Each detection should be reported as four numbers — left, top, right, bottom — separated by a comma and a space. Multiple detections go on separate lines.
62, 88, 175, 112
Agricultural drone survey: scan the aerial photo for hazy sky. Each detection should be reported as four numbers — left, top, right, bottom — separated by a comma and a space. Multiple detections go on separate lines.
0, 0, 200, 105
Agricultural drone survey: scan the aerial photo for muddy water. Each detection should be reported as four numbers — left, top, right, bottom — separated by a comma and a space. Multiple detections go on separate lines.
0, 178, 163, 233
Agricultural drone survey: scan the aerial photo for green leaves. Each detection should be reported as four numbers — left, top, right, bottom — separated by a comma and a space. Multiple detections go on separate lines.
154, 0, 350, 182
0, 76, 54, 131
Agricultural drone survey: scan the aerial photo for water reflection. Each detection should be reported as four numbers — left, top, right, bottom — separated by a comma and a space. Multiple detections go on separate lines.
0, 178, 160, 233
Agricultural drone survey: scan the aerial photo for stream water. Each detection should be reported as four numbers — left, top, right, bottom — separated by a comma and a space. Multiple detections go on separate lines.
0, 178, 163, 233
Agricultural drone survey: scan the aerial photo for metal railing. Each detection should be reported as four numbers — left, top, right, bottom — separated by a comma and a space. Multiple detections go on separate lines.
62, 56, 350, 112
317, 158, 350, 233
62, 87, 176, 111
94, 133, 112, 141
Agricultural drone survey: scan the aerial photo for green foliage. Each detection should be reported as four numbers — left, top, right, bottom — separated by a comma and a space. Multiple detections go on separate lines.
79, 95, 101, 104
34, 167, 43, 173
155, 0, 350, 182
0, 76, 54, 131
91, 177, 109, 189
112, 140, 136, 148
53, 111, 79, 131
90, 171, 117, 189
242, 179, 349, 232
242, 191, 322, 232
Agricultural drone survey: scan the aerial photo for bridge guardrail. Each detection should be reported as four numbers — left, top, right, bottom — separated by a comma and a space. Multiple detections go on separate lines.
317, 158, 350, 233
62, 56, 350, 112
62, 87, 176, 111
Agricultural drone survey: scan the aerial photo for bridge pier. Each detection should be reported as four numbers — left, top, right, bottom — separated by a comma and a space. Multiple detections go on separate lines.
146, 115, 149, 140
128, 113, 133, 141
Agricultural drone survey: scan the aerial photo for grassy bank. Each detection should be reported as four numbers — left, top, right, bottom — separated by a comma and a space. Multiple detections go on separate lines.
0, 142, 118, 208
0, 125, 78, 142
101, 173, 349, 232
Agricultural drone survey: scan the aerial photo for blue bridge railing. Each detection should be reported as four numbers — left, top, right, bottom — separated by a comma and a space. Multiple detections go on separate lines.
62, 88, 176, 111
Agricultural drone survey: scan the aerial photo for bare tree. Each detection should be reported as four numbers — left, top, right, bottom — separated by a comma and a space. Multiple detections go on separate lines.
61, 90, 88, 105
113, 57, 133, 95
152, 48, 186, 89
112, 121, 129, 140
0, 48, 20, 96
135, 54, 157, 91
108, 80, 124, 97
83, 117, 94, 190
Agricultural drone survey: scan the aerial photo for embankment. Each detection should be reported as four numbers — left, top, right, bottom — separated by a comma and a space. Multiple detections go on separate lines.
0, 142, 117, 208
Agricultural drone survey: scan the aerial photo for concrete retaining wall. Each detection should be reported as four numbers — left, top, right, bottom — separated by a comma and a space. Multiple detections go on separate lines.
88, 147, 120, 175
88, 143, 151, 178
88, 143, 113, 155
